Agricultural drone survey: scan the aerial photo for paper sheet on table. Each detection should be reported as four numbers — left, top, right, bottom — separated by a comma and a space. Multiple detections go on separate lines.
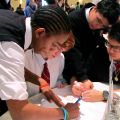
39, 82, 109, 120
0, 82, 110, 120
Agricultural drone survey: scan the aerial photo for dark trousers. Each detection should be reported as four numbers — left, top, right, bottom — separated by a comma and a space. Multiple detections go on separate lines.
0, 99, 8, 116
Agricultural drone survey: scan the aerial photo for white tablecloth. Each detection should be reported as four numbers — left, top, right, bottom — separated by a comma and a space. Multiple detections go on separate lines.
0, 82, 109, 120
29, 82, 109, 120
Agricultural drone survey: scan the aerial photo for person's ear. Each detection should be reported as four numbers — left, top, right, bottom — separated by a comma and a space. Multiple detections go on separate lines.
35, 28, 45, 39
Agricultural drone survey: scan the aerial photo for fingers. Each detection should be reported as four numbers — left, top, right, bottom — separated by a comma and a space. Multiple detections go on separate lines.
82, 79, 94, 90
72, 82, 85, 96
82, 97, 91, 102
74, 81, 85, 91
65, 103, 80, 119
72, 86, 82, 97
90, 83, 94, 89
81, 90, 90, 101
81, 89, 103, 102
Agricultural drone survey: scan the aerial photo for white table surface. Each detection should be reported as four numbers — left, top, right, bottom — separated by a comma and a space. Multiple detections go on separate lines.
0, 82, 109, 120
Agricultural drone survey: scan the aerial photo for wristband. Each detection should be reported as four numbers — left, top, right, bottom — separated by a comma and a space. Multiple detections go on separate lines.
60, 107, 69, 120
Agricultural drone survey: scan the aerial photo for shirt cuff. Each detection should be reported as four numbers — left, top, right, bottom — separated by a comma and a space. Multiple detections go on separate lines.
0, 82, 28, 100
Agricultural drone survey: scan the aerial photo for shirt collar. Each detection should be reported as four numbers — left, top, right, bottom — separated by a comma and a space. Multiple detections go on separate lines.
32, 49, 48, 65
85, 7, 93, 24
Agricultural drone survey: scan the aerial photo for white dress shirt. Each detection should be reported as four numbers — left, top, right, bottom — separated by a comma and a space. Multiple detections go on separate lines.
25, 49, 65, 96
0, 17, 31, 100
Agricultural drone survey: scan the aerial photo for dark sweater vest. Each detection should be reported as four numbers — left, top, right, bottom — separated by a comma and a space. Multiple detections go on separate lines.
0, 9, 26, 115
0, 9, 26, 49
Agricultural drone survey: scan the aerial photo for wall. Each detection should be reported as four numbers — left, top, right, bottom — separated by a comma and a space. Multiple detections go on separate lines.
92, 0, 101, 4
11, 0, 92, 11
68, 0, 92, 6
11, 0, 26, 11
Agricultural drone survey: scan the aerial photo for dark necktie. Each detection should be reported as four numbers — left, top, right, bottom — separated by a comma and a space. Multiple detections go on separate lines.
41, 62, 50, 84
114, 63, 120, 70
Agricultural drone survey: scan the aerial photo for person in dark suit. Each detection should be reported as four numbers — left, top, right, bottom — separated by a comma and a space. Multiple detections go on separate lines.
63, 0, 120, 97
82, 22, 120, 102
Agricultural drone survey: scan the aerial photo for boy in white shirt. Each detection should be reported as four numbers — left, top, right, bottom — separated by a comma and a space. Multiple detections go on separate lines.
25, 33, 74, 96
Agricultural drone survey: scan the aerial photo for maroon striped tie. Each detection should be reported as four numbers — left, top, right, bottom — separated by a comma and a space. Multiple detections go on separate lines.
41, 62, 50, 84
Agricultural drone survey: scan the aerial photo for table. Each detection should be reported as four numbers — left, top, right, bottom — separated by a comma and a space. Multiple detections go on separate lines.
0, 82, 109, 120
30, 82, 109, 120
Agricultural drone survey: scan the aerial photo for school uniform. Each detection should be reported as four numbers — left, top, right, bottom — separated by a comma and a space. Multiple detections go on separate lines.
0, 10, 31, 100
63, 3, 106, 83
87, 45, 120, 85
25, 49, 65, 96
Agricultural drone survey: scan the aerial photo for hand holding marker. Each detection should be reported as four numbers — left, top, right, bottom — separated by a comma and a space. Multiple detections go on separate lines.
75, 96, 82, 103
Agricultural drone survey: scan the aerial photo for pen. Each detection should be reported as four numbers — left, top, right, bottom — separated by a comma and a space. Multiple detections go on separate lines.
75, 97, 82, 103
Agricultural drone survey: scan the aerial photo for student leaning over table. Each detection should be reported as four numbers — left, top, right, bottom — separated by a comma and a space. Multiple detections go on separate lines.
63, 0, 120, 97
81, 22, 120, 102
0, 5, 79, 120
25, 30, 74, 97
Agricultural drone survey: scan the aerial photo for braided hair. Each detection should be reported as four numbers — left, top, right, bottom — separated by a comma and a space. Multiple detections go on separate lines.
31, 5, 71, 35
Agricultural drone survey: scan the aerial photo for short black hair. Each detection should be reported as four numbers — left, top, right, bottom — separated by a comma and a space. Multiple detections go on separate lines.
31, 5, 71, 35
0, 0, 11, 9
97, 0, 120, 25
108, 22, 120, 43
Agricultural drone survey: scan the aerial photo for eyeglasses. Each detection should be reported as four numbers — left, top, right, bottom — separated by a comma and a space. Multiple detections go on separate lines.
52, 41, 72, 52
95, 11, 109, 29
52, 38, 75, 52
52, 42, 65, 52
95, 16, 109, 29
105, 40, 120, 53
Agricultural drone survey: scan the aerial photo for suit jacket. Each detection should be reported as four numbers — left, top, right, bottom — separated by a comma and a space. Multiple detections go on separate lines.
63, 3, 106, 83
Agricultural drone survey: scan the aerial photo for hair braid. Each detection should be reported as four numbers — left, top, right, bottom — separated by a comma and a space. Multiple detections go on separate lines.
31, 6, 71, 35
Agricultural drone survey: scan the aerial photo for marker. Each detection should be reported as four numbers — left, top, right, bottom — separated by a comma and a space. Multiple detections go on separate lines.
75, 97, 82, 103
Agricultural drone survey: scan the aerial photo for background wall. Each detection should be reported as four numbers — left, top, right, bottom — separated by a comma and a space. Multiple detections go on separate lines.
91, 0, 101, 4
67, 0, 92, 7
11, 0, 92, 11
11, 0, 26, 11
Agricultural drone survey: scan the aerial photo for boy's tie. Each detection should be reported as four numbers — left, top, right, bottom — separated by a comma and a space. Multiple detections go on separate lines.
41, 62, 50, 84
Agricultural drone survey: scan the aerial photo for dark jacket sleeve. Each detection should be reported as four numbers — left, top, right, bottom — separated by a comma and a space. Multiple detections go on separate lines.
63, 48, 88, 84
87, 46, 110, 83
